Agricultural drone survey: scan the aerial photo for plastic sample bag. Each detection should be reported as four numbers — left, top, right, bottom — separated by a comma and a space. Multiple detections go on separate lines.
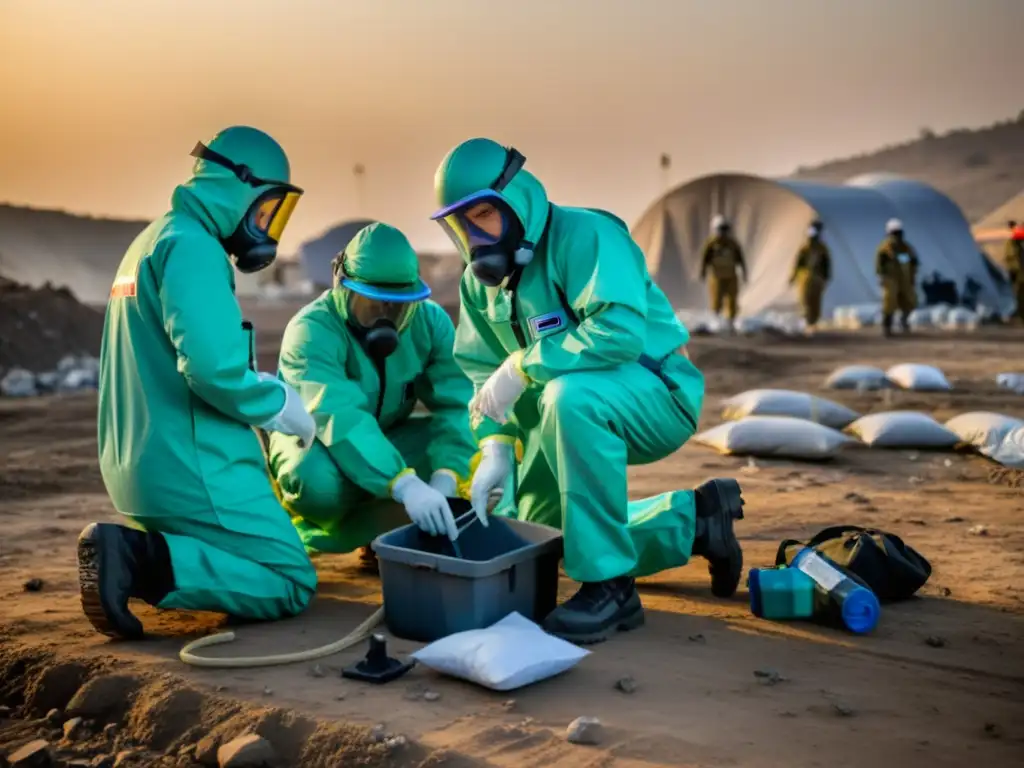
944, 412, 1024, 457
885, 363, 952, 392
846, 411, 959, 449
410, 612, 589, 691
989, 426, 1024, 469
721, 389, 861, 430
694, 416, 855, 460
824, 365, 890, 391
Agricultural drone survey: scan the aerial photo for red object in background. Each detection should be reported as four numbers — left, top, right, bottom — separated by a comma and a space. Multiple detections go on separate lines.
1013, 226, 1024, 240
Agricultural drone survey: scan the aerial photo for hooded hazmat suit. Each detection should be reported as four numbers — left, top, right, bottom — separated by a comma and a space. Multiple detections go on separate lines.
268, 223, 477, 554
95, 126, 317, 625
433, 139, 707, 586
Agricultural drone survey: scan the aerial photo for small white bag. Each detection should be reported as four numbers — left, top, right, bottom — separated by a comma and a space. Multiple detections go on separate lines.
824, 365, 890, 391
885, 363, 952, 392
847, 411, 959, 449
694, 416, 855, 460
944, 412, 1024, 456
410, 612, 589, 691
721, 389, 860, 429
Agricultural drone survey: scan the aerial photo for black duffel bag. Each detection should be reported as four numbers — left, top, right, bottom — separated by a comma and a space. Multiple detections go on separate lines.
776, 525, 932, 602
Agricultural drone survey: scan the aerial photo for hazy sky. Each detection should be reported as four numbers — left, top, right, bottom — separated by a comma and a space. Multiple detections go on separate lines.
2, 0, 1022, 252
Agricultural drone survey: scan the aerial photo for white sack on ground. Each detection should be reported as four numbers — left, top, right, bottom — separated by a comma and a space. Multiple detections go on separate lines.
996, 373, 1024, 395
885, 363, 952, 392
847, 411, 960, 449
824, 365, 890, 391
694, 416, 855, 460
721, 389, 861, 430
988, 426, 1024, 469
410, 612, 589, 691
831, 304, 882, 330
944, 412, 1024, 457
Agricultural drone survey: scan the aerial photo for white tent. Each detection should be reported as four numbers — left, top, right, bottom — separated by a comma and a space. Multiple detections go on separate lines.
632, 173, 1015, 318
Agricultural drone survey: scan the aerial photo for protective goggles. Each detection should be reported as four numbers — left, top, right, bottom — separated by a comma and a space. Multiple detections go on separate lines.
190, 142, 303, 241
431, 148, 526, 258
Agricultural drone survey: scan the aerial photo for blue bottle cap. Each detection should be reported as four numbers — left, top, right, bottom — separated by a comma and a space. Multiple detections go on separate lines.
841, 587, 881, 634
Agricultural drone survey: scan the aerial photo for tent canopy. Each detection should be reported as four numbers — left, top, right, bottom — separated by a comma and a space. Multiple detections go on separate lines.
972, 190, 1024, 263
296, 219, 376, 288
632, 173, 1014, 317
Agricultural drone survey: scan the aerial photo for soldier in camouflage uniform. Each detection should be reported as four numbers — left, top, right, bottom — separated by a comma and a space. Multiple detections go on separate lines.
875, 218, 919, 337
789, 219, 831, 329
700, 215, 747, 330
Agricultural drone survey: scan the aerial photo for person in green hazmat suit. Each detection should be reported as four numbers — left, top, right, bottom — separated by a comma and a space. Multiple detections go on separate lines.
78, 126, 319, 640
789, 219, 831, 329
267, 222, 478, 558
875, 218, 919, 336
700, 215, 747, 330
1004, 222, 1024, 324
431, 138, 746, 644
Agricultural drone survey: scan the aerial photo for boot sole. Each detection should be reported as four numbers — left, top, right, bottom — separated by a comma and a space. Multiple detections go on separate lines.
77, 524, 144, 640
546, 604, 646, 646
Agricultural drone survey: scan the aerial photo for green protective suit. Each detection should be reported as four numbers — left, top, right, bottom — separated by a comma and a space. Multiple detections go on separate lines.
98, 126, 317, 620
436, 138, 706, 584
267, 223, 477, 554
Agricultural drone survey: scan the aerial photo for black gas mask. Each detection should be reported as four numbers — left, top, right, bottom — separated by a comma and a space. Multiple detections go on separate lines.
190, 142, 303, 274
432, 148, 535, 287
332, 255, 418, 362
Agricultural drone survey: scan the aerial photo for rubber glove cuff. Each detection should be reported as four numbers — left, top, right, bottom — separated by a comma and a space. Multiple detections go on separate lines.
429, 469, 459, 498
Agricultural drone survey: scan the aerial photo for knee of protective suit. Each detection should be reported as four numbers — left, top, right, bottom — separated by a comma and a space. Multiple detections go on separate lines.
280, 577, 317, 618
280, 451, 346, 516
537, 374, 603, 423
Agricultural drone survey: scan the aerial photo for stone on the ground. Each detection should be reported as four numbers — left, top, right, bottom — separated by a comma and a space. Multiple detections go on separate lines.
614, 676, 637, 694
925, 636, 947, 648
7, 739, 52, 767
22, 579, 44, 592
754, 669, 786, 685
833, 702, 855, 717
968, 525, 989, 536
423, 691, 441, 702
566, 717, 603, 745
193, 733, 221, 766
217, 734, 277, 768
62, 717, 84, 740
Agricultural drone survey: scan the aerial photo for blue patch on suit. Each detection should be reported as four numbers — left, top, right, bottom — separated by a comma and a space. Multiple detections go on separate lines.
528, 310, 568, 338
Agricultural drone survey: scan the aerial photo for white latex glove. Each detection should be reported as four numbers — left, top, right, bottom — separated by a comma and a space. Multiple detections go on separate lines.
470, 355, 528, 429
257, 372, 316, 448
392, 473, 458, 540
470, 441, 513, 524
428, 470, 459, 499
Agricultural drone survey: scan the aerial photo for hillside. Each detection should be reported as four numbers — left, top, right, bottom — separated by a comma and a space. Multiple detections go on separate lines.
791, 113, 1024, 222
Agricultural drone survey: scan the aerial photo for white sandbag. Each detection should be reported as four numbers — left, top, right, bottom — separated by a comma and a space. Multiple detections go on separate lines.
996, 373, 1024, 395
721, 389, 860, 429
824, 365, 890, 391
907, 308, 935, 330
941, 307, 979, 331
885, 363, 952, 392
847, 411, 959, 449
944, 412, 1024, 456
410, 612, 589, 691
831, 304, 881, 330
0, 368, 37, 397
694, 416, 855, 460
989, 425, 1024, 469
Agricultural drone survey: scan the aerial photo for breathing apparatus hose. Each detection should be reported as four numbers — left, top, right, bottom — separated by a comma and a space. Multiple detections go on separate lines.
178, 605, 385, 668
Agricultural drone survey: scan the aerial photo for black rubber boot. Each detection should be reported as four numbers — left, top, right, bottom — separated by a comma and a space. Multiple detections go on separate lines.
358, 545, 380, 576
542, 577, 644, 645
692, 479, 745, 598
77, 523, 174, 640
882, 314, 893, 337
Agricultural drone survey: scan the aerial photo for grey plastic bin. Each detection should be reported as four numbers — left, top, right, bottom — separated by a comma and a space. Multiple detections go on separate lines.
371, 516, 563, 642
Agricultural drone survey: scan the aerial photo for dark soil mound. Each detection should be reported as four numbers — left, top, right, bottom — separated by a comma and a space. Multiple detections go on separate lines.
0, 277, 105, 375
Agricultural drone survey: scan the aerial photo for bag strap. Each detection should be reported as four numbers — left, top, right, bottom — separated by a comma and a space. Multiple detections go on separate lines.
774, 538, 805, 565
805, 525, 868, 547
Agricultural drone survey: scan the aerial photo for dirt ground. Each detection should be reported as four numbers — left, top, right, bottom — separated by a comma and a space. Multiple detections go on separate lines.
2, 305, 1023, 767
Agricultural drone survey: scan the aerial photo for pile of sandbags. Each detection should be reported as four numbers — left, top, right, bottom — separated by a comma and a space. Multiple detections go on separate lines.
907, 304, 981, 332
824, 362, 953, 392
830, 304, 882, 330
0, 354, 100, 397
675, 310, 806, 337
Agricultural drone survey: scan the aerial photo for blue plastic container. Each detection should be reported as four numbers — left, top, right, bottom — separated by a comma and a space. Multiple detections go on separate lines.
749, 567, 816, 620
790, 547, 881, 634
